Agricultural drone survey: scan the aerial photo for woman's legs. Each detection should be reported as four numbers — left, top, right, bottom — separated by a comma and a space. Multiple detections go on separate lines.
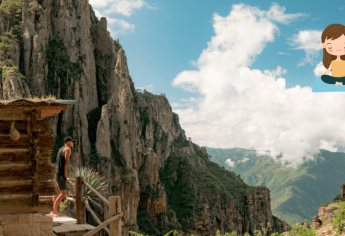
52, 190, 66, 216
321, 75, 337, 84
321, 75, 345, 84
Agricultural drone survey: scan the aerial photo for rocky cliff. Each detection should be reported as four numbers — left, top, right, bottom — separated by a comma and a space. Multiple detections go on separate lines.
0, 0, 288, 234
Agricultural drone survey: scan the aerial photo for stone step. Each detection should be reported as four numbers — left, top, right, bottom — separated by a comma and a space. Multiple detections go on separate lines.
52, 223, 96, 236
47, 215, 97, 236
49, 215, 77, 226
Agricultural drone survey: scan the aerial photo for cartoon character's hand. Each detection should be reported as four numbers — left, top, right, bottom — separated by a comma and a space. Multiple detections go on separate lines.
335, 81, 343, 86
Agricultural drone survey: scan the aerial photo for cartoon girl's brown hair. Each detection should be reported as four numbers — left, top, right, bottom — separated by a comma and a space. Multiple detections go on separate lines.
322, 24, 345, 68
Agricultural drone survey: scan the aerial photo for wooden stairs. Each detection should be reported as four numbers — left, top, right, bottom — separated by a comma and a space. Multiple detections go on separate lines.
51, 215, 97, 236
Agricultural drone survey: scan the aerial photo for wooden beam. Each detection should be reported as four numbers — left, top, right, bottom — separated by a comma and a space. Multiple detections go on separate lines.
36, 180, 57, 195
83, 212, 123, 236
31, 120, 52, 133
0, 193, 32, 201
0, 113, 29, 121
0, 148, 30, 153
76, 177, 86, 224
84, 198, 110, 234
0, 180, 32, 194
33, 135, 55, 148
0, 163, 32, 172
0, 152, 31, 165
40, 106, 68, 119
0, 201, 52, 214
0, 179, 32, 188
0, 136, 30, 146
36, 161, 56, 173
82, 179, 109, 206
109, 196, 122, 236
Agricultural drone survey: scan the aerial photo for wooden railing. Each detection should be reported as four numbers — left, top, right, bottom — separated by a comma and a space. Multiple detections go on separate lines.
68, 177, 123, 236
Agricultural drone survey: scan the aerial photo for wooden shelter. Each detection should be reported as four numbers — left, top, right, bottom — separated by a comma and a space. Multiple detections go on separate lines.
0, 99, 75, 214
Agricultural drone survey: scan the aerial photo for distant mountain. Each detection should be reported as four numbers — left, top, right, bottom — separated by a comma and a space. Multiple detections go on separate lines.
0, 0, 287, 234
207, 148, 345, 225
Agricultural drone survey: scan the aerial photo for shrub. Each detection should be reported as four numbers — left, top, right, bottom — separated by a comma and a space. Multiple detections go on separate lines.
74, 167, 109, 209
332, 202, 345, 234
287, 224, 316, 236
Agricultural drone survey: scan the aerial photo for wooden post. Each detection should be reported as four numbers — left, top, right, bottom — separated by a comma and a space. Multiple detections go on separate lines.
76, 176, 86, 224
109, 196, 121, 236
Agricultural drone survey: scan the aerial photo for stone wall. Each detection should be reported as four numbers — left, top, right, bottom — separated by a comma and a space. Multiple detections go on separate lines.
0, 213, 52, 236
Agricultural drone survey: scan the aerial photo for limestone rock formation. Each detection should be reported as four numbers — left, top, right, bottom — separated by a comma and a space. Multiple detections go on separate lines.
0, 0, 288, 234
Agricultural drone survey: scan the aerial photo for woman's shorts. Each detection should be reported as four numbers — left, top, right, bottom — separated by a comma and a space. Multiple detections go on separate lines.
56, 176, 67, 190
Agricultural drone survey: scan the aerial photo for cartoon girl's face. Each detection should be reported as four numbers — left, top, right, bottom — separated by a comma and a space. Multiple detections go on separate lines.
323, 34, 345, 56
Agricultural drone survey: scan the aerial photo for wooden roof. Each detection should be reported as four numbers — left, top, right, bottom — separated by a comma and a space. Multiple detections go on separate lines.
0, 99, 76, 120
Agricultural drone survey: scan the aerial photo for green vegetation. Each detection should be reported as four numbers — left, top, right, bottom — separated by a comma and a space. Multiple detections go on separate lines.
46, 39, 82, 97
159, 148, 248, 233
0, 0, 23, 79
0, 33, 18, 66
0, 0, 21, 15
160, 153, 198, 230
286, 224, 316, 236
129, 229, 181, 236
139, 107, 150, 138
207, 148, 345, 225
172, 133, 189, 148
0, 0, 22, 32
216, 230, 238, 236
74, 167, 109, 209
332, 201, 345, 234
136, 211, 161, 235
1, 65, 24, 80
59, 199, 68, 213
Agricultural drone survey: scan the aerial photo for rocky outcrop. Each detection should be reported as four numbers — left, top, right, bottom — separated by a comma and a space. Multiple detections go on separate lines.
0, 0, 287, 234
308, 185, 345, 236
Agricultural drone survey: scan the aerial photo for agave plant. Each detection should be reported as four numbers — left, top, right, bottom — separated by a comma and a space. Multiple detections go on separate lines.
74, 167, 109, 209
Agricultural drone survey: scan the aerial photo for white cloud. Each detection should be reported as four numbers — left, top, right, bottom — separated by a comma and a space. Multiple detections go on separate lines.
89, 0, 112, 8
172, 3, 345, 166
291, 30, 322, 65
266, 3, 306, 24
94, 9, 134, 37
313, 61, 329, 77
238, 157, 250, 163
90, 0, 153, 37
225, 159, 235, 168
90, 0, 149, 16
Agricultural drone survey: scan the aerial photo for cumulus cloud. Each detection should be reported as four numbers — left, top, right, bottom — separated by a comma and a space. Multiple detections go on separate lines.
172, 3, 345, 166
90, 0, 149, 16
291, 30, 322, 65
90, 0, 152, 37
93, 9, 134, 37
225, 159, 235, 168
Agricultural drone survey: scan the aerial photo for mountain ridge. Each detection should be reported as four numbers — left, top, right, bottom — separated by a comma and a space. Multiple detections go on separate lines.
207, 147, 345, 225
0, 0, 287, 234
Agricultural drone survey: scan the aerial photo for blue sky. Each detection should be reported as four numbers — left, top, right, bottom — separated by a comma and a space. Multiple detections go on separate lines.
91, 0, 344, 102
90, 0, 345, 165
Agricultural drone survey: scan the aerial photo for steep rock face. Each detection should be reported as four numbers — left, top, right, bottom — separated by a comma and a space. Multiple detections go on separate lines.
0, 0, 287, 234
0, 0, 31, 99
160, 145, 288, 235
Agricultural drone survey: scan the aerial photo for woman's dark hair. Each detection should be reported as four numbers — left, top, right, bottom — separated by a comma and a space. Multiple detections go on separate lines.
322, 24, 345, 68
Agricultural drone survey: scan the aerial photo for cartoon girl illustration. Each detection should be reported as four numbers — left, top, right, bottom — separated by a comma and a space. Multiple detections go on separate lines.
318, 24, 345, 86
